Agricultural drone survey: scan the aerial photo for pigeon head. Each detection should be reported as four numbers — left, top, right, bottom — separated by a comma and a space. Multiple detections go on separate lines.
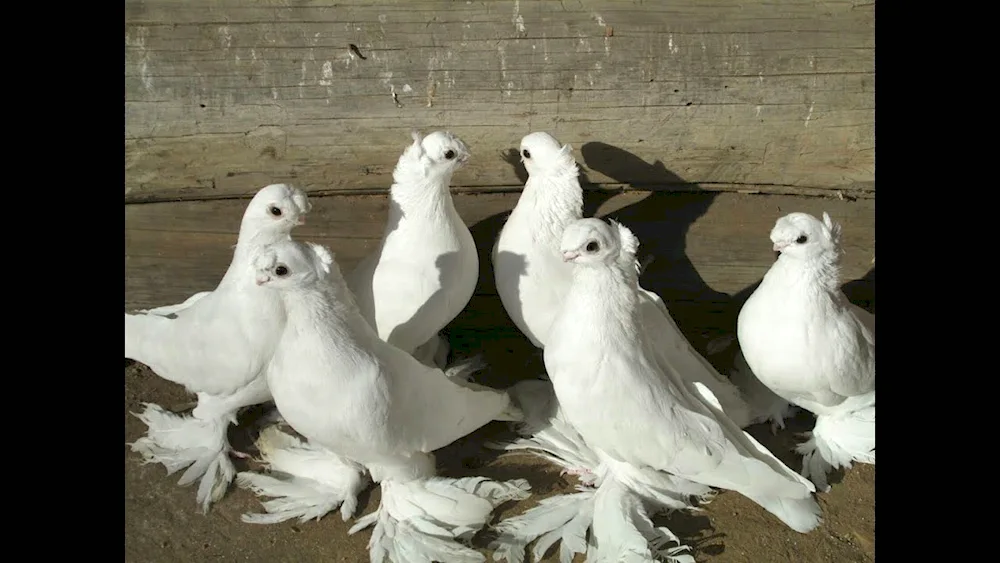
559, 217, 639, 269
243, 184, 312, 233
397, 130, 470, 181
769, 211, 842, 261
252, 240, 329, 289
519, 132, 577, 177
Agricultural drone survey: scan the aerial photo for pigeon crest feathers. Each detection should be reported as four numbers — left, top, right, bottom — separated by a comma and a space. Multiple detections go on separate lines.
305, 242, 335, 276
394, 130, 470, 184
609, 218, 640, 263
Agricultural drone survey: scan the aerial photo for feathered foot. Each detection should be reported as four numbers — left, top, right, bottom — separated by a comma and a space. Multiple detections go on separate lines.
492, 462, 706, 563
796, 406, 876, 493
236, 426, 369, 523
588, 475, 698, 563
755, 402, 798, 435
349, 476, 531, 563
488, 419, 601, 484
491, 488, 596, 563
129, 402, 236, 513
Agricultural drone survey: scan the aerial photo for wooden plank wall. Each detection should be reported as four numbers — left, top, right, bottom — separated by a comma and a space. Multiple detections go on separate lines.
124, 0, 875, 202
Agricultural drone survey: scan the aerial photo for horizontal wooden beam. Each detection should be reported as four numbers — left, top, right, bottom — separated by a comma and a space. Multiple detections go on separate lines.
125, 0, 874, 201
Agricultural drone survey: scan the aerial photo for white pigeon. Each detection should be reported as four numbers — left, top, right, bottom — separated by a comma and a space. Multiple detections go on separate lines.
737, 211, 875, 491
548, 218, 821, 533
238, 239, 530, 563
492, 132, 752, 428
124, 183, 312, 512
347, 130, 478, 369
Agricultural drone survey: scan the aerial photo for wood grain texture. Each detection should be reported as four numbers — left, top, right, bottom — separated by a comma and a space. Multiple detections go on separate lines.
124, 0, 874, 202
125, 191, 874, 344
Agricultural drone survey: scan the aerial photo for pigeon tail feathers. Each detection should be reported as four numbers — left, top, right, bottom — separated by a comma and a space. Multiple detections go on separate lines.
742, 493, 823, 534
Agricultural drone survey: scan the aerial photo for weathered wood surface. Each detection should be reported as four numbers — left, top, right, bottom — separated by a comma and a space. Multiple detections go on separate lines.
125, 191, 875, 347
124, 0, 875, 203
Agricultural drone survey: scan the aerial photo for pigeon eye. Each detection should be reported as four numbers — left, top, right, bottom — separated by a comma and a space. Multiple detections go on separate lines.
796, 235, 808, 244
444, 149, 456, 160
275, 265, 289, 276
522, 149, 531, 159
269, 206, 282, 217
586, 241, 599, 252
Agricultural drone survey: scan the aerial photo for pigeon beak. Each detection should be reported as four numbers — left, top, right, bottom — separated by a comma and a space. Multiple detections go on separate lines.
255, 274, 270, 286
296, 216, 306, 226
772, 242, 788, 252
562, 251, 580, 262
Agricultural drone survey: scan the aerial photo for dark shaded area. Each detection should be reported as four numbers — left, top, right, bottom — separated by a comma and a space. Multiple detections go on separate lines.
580, 142, 733, 356
841, 266, 875, 314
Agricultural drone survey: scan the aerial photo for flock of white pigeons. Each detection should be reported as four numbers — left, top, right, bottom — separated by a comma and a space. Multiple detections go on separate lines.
124, 130, 875, 563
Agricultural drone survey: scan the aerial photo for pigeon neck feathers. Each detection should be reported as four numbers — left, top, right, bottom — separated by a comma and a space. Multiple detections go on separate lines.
565, 260, 641, 335
278, 271, 381, 354
521, 173, 584, 243
389, 147, 456, 215
768, 249, 843, 294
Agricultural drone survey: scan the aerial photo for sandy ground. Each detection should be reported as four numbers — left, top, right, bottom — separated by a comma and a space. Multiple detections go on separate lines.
125, 332, 875, 563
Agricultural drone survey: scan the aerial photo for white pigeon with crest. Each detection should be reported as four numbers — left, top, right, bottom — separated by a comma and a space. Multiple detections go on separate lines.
492, 132, 752, 427
347, 130, 478, 369
237, 239, 530, 563
491, 219, 821, 563
125, 183, 313, 512
737, 212, 875, 491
